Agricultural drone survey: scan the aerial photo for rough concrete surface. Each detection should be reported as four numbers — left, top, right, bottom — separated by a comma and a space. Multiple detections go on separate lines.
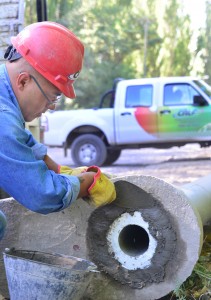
0, 144, 211, 300
87, 181, 177, 289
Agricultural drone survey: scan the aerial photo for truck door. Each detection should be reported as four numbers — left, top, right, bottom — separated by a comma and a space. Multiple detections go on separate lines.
158, 83, 211, 139
115, 84, 159, 144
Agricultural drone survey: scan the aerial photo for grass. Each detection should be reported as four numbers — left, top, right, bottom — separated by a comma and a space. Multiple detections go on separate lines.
172, 226, 211, 300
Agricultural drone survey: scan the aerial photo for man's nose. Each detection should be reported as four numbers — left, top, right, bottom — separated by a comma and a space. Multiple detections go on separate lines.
48, 103, 56, 110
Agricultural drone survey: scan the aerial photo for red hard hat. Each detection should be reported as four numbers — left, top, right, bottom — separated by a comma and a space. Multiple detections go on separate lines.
11, 21, 84, 98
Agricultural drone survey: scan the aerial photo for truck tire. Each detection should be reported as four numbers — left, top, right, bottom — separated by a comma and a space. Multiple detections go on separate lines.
71, 134, 107, 167
103, 149, 121, 165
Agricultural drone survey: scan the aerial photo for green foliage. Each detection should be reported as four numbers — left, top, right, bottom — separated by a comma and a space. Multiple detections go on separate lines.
204, 1, 211, 84
141, 1, 162, 77
172, 262, 211, 299
72, 47, 135, 109
172, 234, 211, 300
25, 0, 37, 24
160, 0, 192, 76
24, 0, 209, 109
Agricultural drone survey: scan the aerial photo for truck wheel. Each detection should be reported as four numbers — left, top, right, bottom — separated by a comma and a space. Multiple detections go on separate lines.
103, 149, 121, 165
71, 134, 107, 167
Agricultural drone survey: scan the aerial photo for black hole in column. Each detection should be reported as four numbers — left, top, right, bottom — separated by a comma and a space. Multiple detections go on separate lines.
118, 225, 149, 256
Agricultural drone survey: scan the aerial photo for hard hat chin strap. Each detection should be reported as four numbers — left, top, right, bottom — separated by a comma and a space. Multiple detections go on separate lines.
4, 45, 22, 62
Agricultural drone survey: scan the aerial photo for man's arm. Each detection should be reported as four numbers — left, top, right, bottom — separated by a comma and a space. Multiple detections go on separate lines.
43, 154, 59, 173
43, 154, 94, 198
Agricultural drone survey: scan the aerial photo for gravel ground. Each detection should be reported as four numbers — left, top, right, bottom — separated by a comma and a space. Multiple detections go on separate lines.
47, 143, 211, 187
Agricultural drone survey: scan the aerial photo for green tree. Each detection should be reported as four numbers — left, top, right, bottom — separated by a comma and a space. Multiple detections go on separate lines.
25, 0, 195, 109
47, 0, 76, 25
140, 0, 162, 77
62, 0, 144, 108
192, 0, 211, 80
204, 0, 211, 84
63, 0, 164, 107
25, 0, 37, 24
159, 0, 192, 76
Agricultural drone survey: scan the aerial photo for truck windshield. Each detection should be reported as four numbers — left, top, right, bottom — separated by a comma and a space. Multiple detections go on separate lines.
193, 80, 211, 98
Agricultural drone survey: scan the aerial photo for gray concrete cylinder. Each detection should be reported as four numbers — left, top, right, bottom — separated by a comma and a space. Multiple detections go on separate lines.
85, 175, 205, 299
181, 173, 211, 225
0, 174, 210, 300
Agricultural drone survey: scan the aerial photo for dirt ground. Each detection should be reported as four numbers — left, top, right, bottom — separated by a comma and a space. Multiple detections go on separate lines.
48, 143, 211, 187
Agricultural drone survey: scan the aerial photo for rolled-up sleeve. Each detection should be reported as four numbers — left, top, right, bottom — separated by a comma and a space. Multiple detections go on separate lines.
56, 174, 80, 209
0, 109, 80, 215
31, 142, 48, 160
25, 129, 47, 160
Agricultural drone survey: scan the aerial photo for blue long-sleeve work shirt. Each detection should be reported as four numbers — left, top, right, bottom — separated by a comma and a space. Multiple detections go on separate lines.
0, 64, 80, 214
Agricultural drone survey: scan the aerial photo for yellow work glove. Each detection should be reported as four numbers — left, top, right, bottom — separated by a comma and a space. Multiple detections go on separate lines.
59, 165, 87, 176
85, 166, 116, 207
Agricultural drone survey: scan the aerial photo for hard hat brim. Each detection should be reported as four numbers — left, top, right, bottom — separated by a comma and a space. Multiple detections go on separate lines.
62, 83, 76, 99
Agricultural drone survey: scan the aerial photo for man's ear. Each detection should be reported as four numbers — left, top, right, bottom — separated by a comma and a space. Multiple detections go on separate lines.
16, 72, 31, 91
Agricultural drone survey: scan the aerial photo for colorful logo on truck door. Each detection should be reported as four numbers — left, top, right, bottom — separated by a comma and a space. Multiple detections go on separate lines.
134, 107, 158, 134
134, 105, 211, 137
173, 108, 198, 118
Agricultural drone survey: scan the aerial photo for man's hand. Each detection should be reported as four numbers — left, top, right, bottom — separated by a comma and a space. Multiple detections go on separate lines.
59, 165, 116, 206
85, 166, 116, 207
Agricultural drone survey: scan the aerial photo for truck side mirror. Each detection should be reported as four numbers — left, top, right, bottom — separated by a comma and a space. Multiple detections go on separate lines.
193, 95, 208, 106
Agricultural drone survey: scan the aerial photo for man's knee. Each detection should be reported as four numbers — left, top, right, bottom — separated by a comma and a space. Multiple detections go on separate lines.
0, 210, 7, 240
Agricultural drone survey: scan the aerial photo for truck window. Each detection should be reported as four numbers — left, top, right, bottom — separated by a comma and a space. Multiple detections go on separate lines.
99, 90, 115, 108
164, 83, 201, 106
125, 84, 153, 107
193, 80, 211, 98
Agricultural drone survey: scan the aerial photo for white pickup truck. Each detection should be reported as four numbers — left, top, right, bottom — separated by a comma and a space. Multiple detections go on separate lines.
42, 77, 211, 166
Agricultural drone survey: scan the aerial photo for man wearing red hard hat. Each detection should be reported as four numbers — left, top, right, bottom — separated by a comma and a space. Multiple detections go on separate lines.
0, 21, 116, 240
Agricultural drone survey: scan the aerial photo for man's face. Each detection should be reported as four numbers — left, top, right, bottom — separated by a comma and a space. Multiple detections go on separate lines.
17, 72, 62, 122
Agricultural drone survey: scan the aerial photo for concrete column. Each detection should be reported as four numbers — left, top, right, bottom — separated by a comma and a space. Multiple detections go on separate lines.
85, 175, 206, 299
0, 174, 210, 300
181, 173, 211, 225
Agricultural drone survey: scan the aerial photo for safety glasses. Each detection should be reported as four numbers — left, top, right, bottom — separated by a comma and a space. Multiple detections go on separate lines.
30, 74, 62, 106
